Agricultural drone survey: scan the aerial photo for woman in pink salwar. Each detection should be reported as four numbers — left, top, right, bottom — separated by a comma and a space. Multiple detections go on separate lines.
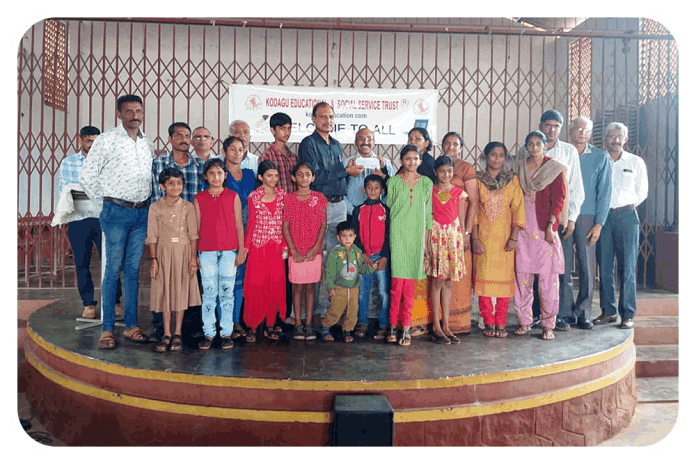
511, 131, 568, 340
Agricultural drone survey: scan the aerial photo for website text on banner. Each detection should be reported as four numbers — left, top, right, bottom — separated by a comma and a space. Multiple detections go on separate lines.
229, 84, 438, 145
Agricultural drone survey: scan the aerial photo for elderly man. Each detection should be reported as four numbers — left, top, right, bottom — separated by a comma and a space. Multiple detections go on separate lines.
229, 120, 259, 175
191, 126, 219, 161
556, 117, 613, 331
595, 122, 648, 329
343, 127, 394, 215
80, 95, 154, 349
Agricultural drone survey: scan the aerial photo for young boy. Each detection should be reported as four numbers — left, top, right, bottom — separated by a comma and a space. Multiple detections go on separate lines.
351, 175, 391, 340
321, 221, 375, 342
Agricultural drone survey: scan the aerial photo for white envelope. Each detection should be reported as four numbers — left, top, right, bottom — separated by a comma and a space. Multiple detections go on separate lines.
355, 157, 380, 169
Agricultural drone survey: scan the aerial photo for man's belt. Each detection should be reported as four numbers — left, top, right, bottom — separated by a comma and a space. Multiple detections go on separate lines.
326, 195, 345, 203
609, 204, 634, 214
104, 196, 148, 209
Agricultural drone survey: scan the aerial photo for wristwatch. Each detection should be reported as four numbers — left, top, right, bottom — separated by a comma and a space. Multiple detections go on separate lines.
463, 230, 471, 237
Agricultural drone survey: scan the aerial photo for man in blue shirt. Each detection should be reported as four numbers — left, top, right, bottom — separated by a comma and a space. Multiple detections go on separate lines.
556, 117, 612, 330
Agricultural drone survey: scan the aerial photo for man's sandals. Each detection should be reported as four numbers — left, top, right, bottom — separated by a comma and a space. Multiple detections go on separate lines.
483, 325, 497, 337
98, 331, 116, 350
155, 335, 171, 353
124, 327, 150, 344
513, 325, 531, 336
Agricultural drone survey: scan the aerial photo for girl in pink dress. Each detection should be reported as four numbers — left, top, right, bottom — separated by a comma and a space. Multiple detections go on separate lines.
243, 160, 288, 342
282, 161, 328, 341
424, 156, 468, 345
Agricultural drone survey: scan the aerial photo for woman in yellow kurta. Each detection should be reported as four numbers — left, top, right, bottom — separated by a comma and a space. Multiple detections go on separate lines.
472, 142, 525, 338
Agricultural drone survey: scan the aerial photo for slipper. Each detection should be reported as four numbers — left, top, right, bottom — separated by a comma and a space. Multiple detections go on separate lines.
541, 330, 555, 341
246, 330, 257, 343
446, 333, 461, 344
264, 329, 280, 341
513, 325, 531, 336
169, 335, 183, 351
398, 329, 412, 346
221, 336, 234, 350
431, 333, 451, 345
124, 327, 150, 344
411, 326, 427, 338
98, 331, 116, 350
198, 337, 213, 350
155, 335, 171, 353
495, 327, 508, 338
483, 325, 497, 338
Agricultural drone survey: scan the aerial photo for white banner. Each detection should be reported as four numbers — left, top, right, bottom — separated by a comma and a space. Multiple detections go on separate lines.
229, 84, 438, 145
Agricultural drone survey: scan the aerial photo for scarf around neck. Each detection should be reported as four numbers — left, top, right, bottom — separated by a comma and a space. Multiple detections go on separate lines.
512, 156, 570, 228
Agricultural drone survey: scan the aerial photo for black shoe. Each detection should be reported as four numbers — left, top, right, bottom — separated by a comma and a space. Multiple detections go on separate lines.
554, 319, 571, 331
576, 318, 594, 330
593, 314, 618, 325
530, 317, 541, 328
620, 318, 634, 329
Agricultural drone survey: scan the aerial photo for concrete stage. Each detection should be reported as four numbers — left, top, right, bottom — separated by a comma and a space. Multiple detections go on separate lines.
23, 296, 637, 446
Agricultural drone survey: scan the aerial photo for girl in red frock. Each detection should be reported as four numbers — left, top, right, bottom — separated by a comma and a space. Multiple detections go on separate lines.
243, 160, 288, 342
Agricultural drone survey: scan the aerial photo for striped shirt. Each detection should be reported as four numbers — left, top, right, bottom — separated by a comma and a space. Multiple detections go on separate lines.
58, 152, 85, 194
151, 152, 205, 204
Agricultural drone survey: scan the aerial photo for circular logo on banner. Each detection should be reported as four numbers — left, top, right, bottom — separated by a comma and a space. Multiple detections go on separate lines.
413, 99, 429, 115
246, 95, 262, 110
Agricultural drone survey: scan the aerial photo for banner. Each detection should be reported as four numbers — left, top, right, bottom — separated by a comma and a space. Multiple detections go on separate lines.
229, 84, 438, 145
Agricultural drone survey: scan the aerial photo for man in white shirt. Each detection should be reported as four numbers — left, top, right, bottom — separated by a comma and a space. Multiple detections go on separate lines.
229, 120, 259, 175
80, 95, 155, 349
344, 128, 394, 215
594, 122, 648, 329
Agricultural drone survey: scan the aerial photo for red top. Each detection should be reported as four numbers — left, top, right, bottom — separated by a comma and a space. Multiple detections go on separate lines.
282, 191, 328, 255
432, 186, 466, 226
534, 157, 567, 232
196, 188, 239, 252
245, 186, 287, 251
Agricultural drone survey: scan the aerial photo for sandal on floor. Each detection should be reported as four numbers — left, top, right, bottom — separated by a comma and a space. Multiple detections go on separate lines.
411, 326, 426, 338
198, 337, 213, 350
513, 325, 531, 336
386, 327, 398, 344
398, 329, 412, 346
373, 326, 387, 340
272, 324, 283, 335
98, 331, 116, 350
446, 333, 461, 344
541, 330, 555, 341
431, 333, 451, 345
343, 331, 354, 343
221, 336, 234, 350
495, 326, 508, 338
155, 335, 171, 353
354, 323, 368, 339
124, 327, 150, 344
169, 335, 183, 351
483, 325, 497, 337
320, 327, 334, 342
264, 328, 280, 341
246, 330, 257, 343
231, 325, 246, 339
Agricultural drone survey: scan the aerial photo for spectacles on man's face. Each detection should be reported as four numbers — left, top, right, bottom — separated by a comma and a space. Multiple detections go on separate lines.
574, 128, 592, 134
193, 135, 211, 140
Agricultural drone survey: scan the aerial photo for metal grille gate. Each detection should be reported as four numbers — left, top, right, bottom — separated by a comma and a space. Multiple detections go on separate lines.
17, 17, 677, 289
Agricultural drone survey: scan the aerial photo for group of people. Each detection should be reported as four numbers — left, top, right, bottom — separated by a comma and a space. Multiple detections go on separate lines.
58, 94, 648, 352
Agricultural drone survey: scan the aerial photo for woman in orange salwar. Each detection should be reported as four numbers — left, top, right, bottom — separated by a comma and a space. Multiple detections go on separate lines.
472, 142, 525, 338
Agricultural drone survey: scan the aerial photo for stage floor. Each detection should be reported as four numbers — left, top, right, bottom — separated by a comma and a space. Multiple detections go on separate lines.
25, 291, 633, 382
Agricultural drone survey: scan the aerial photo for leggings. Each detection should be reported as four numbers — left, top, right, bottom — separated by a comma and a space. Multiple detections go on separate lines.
389, 277, 414, 327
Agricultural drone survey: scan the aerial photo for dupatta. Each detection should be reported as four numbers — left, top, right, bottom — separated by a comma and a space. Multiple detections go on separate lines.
511, 157, 569, 228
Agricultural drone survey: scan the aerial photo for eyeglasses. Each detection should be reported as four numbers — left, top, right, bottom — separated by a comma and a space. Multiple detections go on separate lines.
192, 135, 211, 140
573, 128, 592, 134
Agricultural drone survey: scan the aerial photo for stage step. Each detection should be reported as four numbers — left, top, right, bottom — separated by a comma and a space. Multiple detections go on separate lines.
636, 376, 679, 403
632, 298, 678, 381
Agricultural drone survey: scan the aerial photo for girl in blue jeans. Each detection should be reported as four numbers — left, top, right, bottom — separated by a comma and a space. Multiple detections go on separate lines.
194, 159, 246, 350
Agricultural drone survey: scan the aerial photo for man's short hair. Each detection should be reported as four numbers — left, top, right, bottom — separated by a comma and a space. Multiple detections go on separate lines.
229, 119, 249, 132
269, 112, 292, 128
117, 95, 143, 112
540, 110, 564, 125
79, 126, 100, 138
168, 122, 191, 137
312, 101, 333, 117
604, 122, 629, 139
571, 116, 593, 131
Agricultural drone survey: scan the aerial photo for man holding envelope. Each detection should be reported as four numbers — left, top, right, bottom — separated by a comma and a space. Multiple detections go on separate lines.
344, 128, 395, 219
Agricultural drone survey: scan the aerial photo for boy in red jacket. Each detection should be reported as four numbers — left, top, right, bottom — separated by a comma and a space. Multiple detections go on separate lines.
351, 174, 391, 340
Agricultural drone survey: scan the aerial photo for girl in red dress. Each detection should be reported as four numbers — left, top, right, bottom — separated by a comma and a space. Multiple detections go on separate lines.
243, 160, 288, 342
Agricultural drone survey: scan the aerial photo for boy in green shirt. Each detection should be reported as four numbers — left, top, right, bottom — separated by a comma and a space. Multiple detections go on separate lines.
321, 221, 375, 342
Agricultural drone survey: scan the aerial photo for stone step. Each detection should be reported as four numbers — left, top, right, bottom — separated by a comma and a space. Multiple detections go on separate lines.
633, 316, 679, 345
636, 376, 679, 403
635, 345, 678, 378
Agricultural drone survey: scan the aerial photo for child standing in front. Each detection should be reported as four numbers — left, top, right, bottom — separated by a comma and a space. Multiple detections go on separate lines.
243, 160, 288, 342
147, 168, 201, 353
282, 162, 328, 341
194, 158, 246, 350
386, 144, 433, 346
352, 174, 391, 340
424, 156, 468, 345
320, 221, 375, 342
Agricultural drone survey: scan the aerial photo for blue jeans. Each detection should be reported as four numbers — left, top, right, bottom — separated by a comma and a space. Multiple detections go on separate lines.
232, 262, 246, 324
597, 207, 639, 319
199, 250, 237, 338
357, 253, 390, 327
99, 202, 148, 332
